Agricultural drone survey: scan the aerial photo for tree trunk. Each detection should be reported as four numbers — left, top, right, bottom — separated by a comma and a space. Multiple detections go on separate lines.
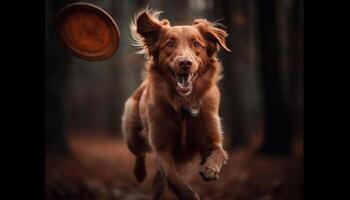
45, 0, 71, 154
257, 0, 292, 154
213, 0, 248, 149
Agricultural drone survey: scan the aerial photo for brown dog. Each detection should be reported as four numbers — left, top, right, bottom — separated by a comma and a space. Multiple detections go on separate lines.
122, 8, 230, 200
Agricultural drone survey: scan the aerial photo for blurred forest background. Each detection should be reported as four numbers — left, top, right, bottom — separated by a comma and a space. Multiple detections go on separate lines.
45, 0, 303, 199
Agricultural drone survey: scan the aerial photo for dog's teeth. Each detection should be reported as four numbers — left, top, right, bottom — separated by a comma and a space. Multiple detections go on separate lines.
180, 76, 185, 84
190, 73, 196, 80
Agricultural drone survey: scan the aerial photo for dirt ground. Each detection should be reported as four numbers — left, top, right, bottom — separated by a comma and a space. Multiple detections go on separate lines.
45, 132, 304, 200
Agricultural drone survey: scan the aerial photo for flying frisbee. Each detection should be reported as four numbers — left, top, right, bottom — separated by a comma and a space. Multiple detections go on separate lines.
55, 2, 120, 61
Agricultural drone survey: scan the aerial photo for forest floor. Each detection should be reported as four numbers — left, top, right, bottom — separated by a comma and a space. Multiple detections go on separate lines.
46, 131, 304, 200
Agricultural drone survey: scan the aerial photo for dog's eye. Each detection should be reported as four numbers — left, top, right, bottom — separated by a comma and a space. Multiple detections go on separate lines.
193, 41, 201, 48
166, 41, 175, 48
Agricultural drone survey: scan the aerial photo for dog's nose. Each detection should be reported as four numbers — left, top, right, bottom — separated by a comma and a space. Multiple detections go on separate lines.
178, 58, 192, 70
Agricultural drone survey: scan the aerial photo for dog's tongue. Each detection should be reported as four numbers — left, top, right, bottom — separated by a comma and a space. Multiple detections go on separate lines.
178, 74, 191, 88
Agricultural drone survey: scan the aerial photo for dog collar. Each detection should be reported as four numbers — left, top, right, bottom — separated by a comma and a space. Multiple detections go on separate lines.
181, 104, 200, 117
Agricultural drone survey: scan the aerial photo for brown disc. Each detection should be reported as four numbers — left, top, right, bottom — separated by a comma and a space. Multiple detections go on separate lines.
55, 2, 120, 61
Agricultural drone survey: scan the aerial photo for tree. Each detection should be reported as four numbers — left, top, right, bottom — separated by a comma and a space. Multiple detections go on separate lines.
45, 0, 72, 154
257, 0, 292, 154
213, 0, 248, 148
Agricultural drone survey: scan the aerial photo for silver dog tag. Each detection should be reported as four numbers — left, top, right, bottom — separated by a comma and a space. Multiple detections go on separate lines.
189, 105, 200, 117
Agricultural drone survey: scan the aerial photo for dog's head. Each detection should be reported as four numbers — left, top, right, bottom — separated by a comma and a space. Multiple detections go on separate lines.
130, 9, 230, 97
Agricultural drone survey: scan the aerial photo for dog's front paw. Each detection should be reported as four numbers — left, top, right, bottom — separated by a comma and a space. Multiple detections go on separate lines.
134, 155, 146, 183
199, 148, 228, 181
199, 163, 220, 181
193, 192, 201, 200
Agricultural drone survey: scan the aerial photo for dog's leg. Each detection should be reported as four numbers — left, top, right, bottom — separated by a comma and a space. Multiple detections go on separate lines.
156, 153, 201, 200
122, 98, 149, 182
152, 170, 166, 200
134, 154, 146, 182
147, 103, 200, 199
199, 146, 228, 181
195, 96, 228, 181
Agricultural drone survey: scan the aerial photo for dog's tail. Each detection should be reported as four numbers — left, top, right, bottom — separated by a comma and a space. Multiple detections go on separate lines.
134, 154, 146, 182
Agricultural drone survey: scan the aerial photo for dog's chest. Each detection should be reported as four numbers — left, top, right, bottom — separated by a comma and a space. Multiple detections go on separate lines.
172, 117, 200, 162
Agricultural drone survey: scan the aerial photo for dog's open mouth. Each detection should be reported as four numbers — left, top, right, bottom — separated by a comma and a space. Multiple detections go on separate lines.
172, 72, 196, 95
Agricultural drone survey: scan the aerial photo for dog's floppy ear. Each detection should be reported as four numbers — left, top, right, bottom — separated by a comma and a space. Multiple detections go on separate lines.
194, 19, 231, 56
130, 9, 166, 57
136, 11, 161, 45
